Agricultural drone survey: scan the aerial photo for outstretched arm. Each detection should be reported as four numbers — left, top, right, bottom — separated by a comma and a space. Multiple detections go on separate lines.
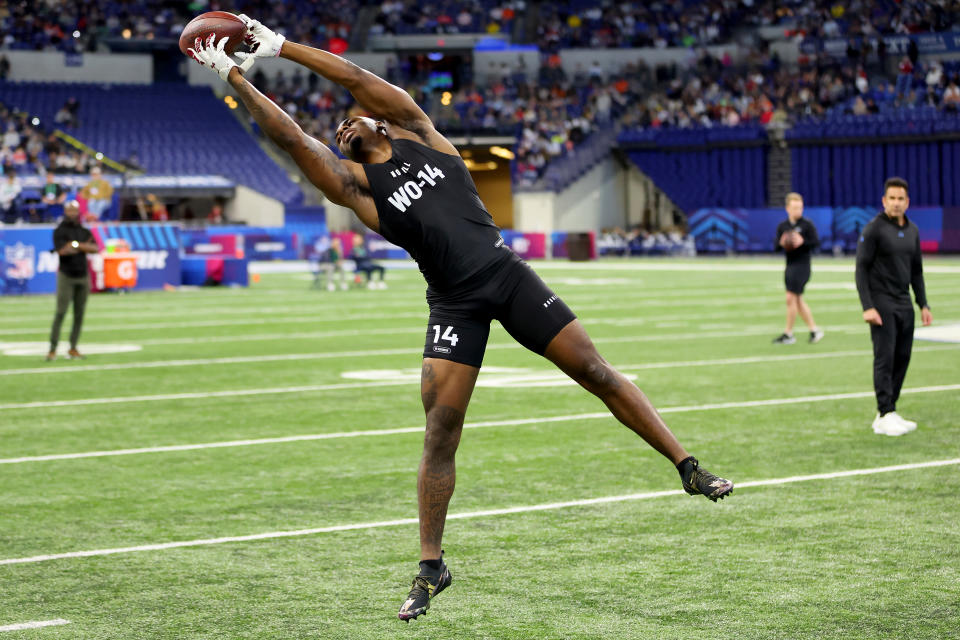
224, 67, 378, 228
281, 44, 421, 126
280, 43, 459, 155
237, 17, 457, 155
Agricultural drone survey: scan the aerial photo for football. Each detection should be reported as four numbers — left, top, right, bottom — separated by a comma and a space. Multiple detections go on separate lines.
178, 11, 246, 57
781, 231, 803, 250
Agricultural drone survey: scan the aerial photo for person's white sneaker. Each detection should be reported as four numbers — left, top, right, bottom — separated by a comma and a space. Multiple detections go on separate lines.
873, 413, 910, 436
888, 412, 917, 432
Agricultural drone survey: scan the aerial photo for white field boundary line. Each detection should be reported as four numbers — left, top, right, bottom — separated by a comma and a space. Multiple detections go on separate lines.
530, 261, 960, 274
3, 344, 956, 412
2, 458, 958, 566
97, 313, 960, 346
0, 285, 770, 321
0, 322, 893, 378
3, 343, 958, 378
0, 292, 876, 336
3, 383, 958, 465
0, 619, 70, 632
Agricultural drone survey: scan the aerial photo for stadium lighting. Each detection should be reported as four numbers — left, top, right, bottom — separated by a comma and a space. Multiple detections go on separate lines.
463, 159, 497, 171
489, 146, 514, 160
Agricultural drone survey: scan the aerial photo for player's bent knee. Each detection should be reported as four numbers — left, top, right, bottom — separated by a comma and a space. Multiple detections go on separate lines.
578, 357, 620, 395
423, 405, 465, 455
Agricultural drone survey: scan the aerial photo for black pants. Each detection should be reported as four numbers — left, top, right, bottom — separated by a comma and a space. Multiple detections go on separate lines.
50, 272, 89, 351
870, 304, 914, 415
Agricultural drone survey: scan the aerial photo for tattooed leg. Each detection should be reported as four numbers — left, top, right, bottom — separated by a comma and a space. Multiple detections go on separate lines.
543, 319, 689, 465
418, 358, 479, 561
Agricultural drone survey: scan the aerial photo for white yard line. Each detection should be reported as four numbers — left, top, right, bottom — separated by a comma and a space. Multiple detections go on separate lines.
0, 619, 70, 632
3, 343, 957, 378
531, 261, 960, 274
0, 330, 885, 408
1, 458, 957, 566
0, 292, 878, 336
2, 383, 957, 465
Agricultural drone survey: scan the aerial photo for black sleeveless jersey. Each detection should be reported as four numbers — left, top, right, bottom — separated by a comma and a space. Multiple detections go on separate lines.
362, 138, 507, 290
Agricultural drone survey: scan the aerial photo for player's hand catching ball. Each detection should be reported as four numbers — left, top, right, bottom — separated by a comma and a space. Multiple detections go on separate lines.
187, 34, 239, 82
235, 15, 286, 67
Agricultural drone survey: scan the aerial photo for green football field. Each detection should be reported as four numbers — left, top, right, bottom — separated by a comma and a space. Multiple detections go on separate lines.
1, 257, 959, 639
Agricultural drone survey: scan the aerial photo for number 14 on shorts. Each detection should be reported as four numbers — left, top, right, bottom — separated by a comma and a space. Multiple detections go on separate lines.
432, 325, 459, 347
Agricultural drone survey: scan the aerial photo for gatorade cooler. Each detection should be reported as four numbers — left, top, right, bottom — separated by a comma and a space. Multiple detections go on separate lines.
102, 239, 138, 288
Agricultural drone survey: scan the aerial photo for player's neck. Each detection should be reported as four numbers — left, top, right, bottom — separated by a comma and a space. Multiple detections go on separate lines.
788, 214, 802, 224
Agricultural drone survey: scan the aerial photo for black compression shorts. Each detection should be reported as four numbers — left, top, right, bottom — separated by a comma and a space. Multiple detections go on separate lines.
784, 262, 811, 294
422, 251, 576, 368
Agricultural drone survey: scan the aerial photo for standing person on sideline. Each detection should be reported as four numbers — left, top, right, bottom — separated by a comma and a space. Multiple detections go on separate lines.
47, 200, 97, 361
773, 192, 824, 344
856, 177, 932, 436
188, 24, 734, 622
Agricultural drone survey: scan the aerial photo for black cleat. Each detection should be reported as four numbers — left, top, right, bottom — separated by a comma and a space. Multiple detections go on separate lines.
678, 456, 734, 502
398, 555, 452, 622
772, 333, 796, 345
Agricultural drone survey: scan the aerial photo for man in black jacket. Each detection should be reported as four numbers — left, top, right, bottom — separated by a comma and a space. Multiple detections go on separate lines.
773, 192, 824, 344
855, 177, 933, 436
47, 200, 98, 361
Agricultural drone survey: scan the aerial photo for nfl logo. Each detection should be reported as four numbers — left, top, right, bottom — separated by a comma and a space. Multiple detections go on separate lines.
5, 242, 36, 280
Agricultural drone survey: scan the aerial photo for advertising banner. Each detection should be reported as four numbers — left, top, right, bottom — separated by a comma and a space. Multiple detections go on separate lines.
1, 223, 180, 295
500, 231, 546, 259
243, 231, 298, 261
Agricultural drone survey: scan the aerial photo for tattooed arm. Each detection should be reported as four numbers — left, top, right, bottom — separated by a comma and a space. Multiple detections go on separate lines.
279, 42, 459, 156
227, 68, 379, 230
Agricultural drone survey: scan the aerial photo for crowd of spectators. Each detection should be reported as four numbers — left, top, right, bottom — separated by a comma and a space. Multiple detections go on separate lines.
537, 1, 960, 52
615, 47, 960, 131
0, 99, 121, 224
6, 1, 958, 54
1, 0, 356, 53
1, 99, 98, 176
371, 0, 522, 36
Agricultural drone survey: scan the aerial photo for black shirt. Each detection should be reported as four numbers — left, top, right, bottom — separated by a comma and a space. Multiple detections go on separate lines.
52, 219, 94, 277
855, 212, 928, 310
362, 138, 506, 291
774, 217, 820, 266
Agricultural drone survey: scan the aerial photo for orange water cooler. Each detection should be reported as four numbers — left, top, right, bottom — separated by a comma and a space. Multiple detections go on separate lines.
102, 239, 138, 289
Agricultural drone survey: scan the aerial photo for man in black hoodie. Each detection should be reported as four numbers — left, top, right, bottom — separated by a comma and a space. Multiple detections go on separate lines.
47, 200, 98, 361
855, 177, 933, 436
